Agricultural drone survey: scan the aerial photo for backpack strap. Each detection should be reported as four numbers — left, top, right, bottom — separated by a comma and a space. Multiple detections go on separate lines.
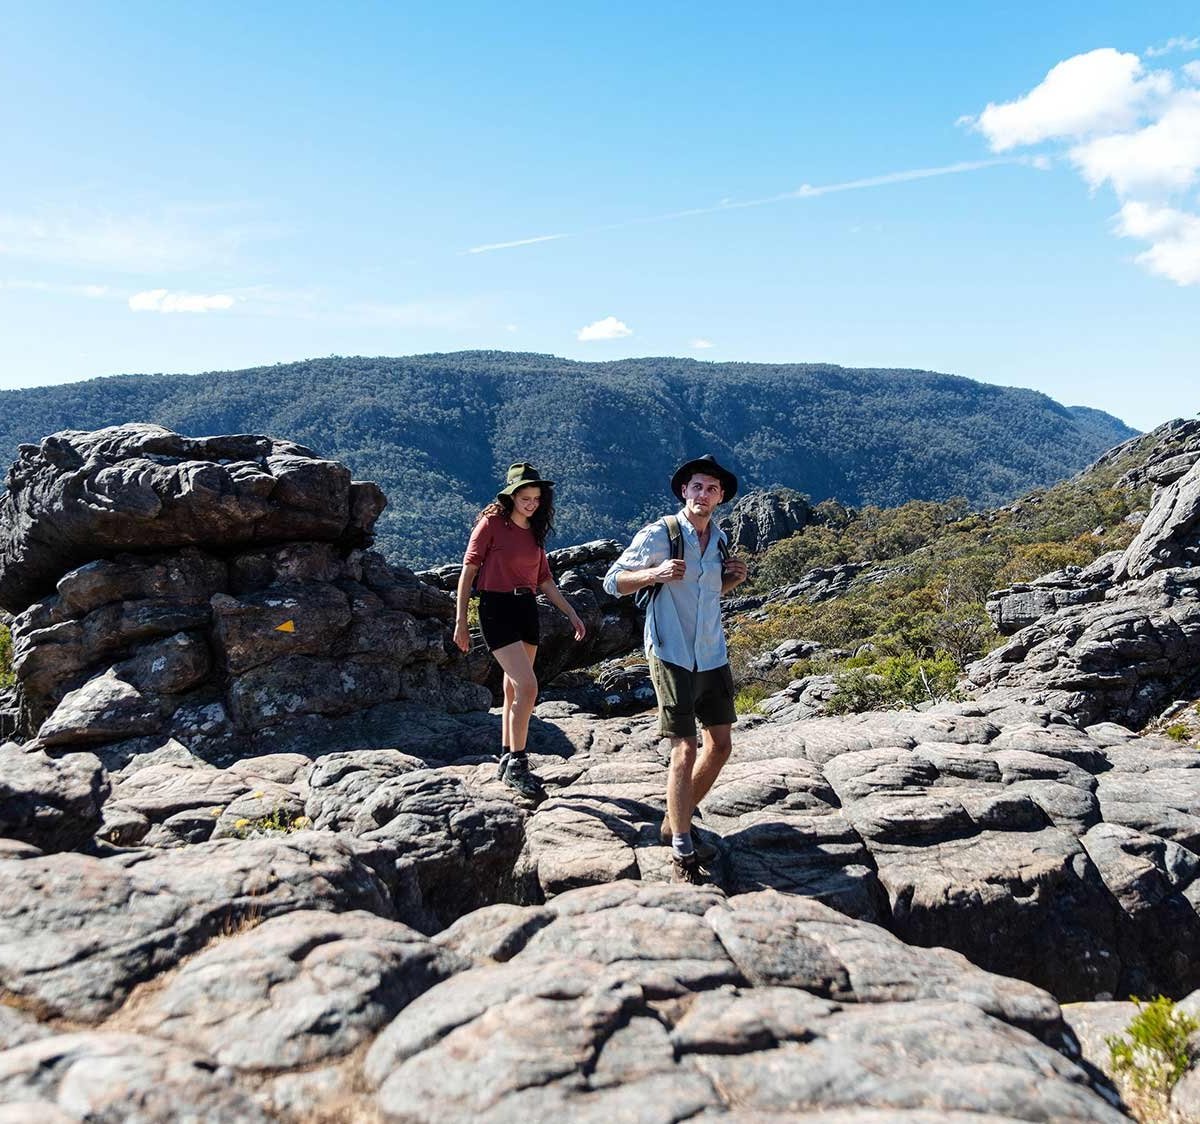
663, 514, 684, 561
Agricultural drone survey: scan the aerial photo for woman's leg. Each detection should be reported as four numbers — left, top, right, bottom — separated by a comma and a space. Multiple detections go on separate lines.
492, 642, 538, 751
502, 673, 516, 749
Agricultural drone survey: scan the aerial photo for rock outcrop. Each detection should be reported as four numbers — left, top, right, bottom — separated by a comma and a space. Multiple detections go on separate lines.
0, 425, 490, 763
719, 488, 812, 553
968, 442, 1200, 726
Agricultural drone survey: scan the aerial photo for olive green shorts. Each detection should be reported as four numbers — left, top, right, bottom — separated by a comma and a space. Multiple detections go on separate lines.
648, 654, 738, 739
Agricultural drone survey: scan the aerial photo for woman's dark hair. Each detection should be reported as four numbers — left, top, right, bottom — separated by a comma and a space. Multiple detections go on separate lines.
475, 485, 555, 547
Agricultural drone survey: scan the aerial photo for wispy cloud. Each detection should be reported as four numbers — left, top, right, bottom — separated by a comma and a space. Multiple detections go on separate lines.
690, 338, 715, 349
1146, 35, 1200, 58
967, 48, 1200, 285
1, 279, 110, 298
0, 205, 270, 273
129, 289, 235, 313
464, 234, 567, 255
577, 316, 632, 341
464, 159, 1017, 255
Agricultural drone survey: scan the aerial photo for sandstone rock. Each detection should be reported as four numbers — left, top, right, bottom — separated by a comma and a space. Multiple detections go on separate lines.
0, 742, 108, 851
35, 669, 162, 747
122, 910, 466, 1071
0, 424, 381, 612
0, 833, 396, 1019
0, 1032, 270, 1122
720, 488, 812, 553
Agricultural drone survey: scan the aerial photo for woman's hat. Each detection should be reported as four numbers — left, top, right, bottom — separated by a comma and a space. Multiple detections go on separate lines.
671, 453, 738, 502
497, 462, 555, 500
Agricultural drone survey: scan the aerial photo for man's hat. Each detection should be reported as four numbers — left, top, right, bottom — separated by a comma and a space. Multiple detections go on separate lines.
497, 461, 555, 500
671, 454, 738, 502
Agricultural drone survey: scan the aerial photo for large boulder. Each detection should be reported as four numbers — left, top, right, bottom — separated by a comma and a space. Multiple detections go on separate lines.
719, 488, 812, 553
0, 424, 384, 612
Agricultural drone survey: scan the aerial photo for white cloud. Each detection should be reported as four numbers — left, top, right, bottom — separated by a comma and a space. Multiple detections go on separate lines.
0, 207, 259, 273
690, 338, 715, 349
129, 289, 235, 313
1185, 61, 1200, 84
504, 323, 519, 333
1069, 89, 1200, 195
969, 48, 1172, 151
1114, 201, 1200, 284
1, 279, 109, 298
577, 315, 632, 341
1146, 36, 1200, 58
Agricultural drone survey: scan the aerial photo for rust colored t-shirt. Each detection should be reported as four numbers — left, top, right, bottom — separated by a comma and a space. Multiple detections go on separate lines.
463, 513, 551, 591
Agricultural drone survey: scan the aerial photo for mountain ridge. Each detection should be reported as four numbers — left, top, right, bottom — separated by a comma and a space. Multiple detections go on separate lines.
0, 351, 1138, 567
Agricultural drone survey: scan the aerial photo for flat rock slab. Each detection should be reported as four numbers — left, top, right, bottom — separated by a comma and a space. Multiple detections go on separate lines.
0, 743, 108, 852
119, 909, 466, 1071
361, 884, 1123, 1124
0, 1031, 270, 1122
0, 832, 396, 1019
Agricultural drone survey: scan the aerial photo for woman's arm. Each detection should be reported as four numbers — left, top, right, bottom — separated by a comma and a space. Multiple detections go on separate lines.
539, 579, 586, 641
453, 563, 479, 652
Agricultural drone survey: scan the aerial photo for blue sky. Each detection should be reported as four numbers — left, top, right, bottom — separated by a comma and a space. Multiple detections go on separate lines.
0, 1, 1196, 431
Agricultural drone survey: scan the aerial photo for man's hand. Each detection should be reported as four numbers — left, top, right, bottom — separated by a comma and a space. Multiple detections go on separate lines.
652, 559, 687, 584
721, 556, 749, 590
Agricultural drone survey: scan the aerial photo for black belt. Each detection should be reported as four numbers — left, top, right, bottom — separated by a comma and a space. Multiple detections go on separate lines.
482, 587, 537, 596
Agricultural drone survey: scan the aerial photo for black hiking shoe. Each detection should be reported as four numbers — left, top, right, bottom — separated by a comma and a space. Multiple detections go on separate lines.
659, 818, 718, 865
501, 753, 544, 799
496, 751, 511, 780
670, 851, 705, 885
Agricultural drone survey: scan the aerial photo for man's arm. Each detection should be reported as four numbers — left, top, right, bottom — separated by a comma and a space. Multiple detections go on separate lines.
603, 523, 684, 597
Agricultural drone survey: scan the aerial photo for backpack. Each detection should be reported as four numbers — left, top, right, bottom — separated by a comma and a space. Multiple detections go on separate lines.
633, 515, 729, 610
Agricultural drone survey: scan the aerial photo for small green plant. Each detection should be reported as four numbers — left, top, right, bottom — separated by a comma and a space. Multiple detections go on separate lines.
1105, 996, 1199, 1094
734, 683, 771, 715
826, 652, 960, 715
0, 624, 13, 689
232, 807, 310, 837
1164, 723, 1191, 743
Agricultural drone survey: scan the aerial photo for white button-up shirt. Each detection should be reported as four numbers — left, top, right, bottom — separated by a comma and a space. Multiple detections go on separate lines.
603, 510, 729, 672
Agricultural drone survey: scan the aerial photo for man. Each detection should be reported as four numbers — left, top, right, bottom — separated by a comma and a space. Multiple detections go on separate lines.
603, 454, 749, 884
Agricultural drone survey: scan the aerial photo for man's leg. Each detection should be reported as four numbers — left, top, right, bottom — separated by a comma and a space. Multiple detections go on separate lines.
689, 724, 733, 809
667, 735, 699, 836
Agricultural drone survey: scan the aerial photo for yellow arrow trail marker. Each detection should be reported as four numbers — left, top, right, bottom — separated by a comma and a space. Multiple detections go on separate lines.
275, 620, 296, 633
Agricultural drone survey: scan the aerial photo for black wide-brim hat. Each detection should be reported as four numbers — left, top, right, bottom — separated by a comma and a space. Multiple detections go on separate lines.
671, 454, 738, 502
497, 461, 555, 501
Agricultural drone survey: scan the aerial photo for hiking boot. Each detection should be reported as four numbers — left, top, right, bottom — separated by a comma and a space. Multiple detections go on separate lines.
496, 751, 511, 780
659, 818, 718, 865
670, 851, 705, 885
501, 753, 544, 799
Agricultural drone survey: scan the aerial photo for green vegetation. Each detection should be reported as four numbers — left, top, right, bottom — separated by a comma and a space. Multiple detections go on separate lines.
230, 808, 310, 837
734, 683, 772, 715
1164, 723, 1191, 742
0, 352, 1136, 568
0, 624, 13, 688
728, 464, 1150, 713
1106, 996, 1198, 1095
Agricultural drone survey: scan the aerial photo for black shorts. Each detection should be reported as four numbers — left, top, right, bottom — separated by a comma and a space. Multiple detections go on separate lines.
478, 590, 540, 651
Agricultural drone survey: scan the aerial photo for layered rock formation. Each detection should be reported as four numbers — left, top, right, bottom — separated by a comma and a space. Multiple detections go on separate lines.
969, 427, 1200, 726
719, 488, 812, 553
0, 425, 490, 771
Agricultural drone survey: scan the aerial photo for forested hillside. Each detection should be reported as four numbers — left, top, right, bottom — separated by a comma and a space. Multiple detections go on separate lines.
0, 352, 1137, 567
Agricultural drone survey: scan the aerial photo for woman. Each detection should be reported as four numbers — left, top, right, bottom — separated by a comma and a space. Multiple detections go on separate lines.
454, 462, 586, 797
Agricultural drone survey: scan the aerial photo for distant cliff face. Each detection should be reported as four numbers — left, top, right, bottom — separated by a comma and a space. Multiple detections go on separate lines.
0, 352, 1138, 567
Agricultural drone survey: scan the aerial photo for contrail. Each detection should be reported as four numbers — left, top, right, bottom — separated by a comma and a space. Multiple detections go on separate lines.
464, 233, 568, 255
463, 157, 1025, 253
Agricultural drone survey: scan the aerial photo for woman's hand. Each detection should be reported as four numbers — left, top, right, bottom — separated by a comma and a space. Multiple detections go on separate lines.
453, 619, 471, 653
568, 611, 587, 642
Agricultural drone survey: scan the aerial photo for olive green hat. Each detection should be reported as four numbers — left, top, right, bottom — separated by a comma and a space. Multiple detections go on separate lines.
497, 461, 555, 501
671, 453, 738, 502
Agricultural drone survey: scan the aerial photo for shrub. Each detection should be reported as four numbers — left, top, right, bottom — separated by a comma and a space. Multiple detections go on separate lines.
0, 624, 12, 688
1164, 723, 1191, 742
826, 651, 960, 714
734, 683, 771, 715
1106, 995, 1198, 1094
